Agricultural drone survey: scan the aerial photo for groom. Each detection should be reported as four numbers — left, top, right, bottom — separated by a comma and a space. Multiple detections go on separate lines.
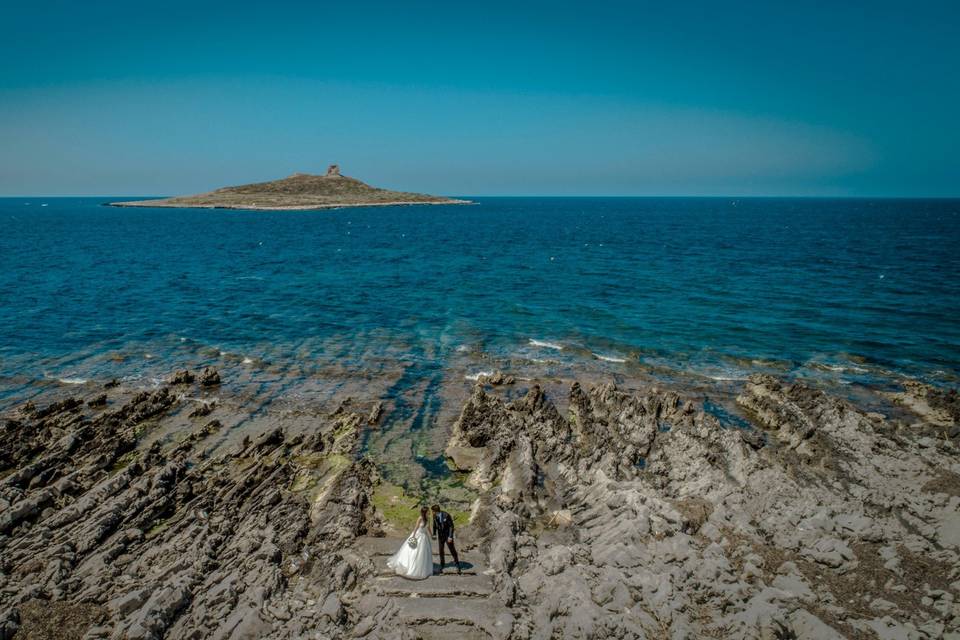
431, 504, 461, 575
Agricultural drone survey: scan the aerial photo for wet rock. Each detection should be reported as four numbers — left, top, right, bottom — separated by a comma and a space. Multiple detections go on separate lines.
188, 402, 216, 418
887, 380, 959, 431
480, 370, 515, 386
737, 375, 822, 448
87, 394, 107, 408
167, 369, 195, 385
367, 401, 383, 425
198, 367, 221, 387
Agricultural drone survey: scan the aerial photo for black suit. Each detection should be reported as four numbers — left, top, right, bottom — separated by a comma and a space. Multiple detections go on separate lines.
432, 511, 460, 571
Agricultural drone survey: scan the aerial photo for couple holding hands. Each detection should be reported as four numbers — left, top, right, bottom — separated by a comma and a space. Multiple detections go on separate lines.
386, 504, 461, 580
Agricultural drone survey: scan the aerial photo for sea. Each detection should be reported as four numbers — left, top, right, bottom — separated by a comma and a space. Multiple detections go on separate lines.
1, 197, 959, 484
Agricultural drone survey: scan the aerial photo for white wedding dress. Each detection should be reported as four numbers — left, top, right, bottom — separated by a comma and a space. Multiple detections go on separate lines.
387, 519, 433, 580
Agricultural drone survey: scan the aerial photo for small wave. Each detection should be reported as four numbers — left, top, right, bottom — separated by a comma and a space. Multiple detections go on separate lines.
235, 275, 265, 281
593, 352, 627, 363
242, 357, 254, 365
750, 358, 790, 370
706, 375, 748, 381
465, 370, 494, 381
57, 377, 88, 385
529, 339, 563, 350
809, 361, 870, 374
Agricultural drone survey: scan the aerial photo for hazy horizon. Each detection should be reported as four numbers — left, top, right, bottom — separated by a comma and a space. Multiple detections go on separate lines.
5, 193, 960, 200
2, 1, 958, 198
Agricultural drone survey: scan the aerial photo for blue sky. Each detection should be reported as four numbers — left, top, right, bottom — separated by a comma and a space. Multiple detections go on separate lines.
1, 0, 957, 196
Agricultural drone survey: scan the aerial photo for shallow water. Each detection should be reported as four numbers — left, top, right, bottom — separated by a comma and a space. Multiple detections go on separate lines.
3, 196, 958, 491
2, 197, 958, 393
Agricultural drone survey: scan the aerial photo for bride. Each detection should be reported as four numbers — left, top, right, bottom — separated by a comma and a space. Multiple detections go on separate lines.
387, 506, 433, 580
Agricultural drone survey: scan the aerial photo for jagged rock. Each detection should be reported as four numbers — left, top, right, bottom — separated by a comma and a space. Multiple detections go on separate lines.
674, 496, 713, 534
739, 428, 766, 449
478, 370, 516, 386
445, 444, 486, 472
319, 592, 344, 623
890, 380, 959, 427
3, 373, 958, 639
167, 369, 195, 385
87, 394, 107, 408
188, 402, 216, 418
367, 401, 383, 425
198, 367, 220, 387
0, 383, 376, 640
438, 377, 960, 639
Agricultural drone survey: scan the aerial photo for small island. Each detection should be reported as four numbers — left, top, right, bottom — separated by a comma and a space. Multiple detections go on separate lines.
108, 164, 471, 211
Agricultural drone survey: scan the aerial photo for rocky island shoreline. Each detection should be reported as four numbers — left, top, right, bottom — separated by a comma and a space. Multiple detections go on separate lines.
1, 367, 958, 639
108, 165, 470, 211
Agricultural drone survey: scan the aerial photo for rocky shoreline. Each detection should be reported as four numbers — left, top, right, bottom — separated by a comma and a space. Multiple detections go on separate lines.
1, 368, 958, 639
106, 167, 471, 211
108, 199, 472, 212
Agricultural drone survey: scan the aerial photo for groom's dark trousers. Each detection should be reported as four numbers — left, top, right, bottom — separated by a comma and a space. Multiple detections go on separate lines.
433, 511, 460, 569
438, 536, 459, 569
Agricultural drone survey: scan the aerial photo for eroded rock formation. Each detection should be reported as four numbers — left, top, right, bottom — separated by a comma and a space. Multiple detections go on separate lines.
0, 375, 376, 640
434, 376, 960, 639
1, 372, 958, 639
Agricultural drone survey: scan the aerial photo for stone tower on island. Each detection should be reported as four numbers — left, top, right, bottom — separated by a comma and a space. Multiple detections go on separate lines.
326, 164, 341, 177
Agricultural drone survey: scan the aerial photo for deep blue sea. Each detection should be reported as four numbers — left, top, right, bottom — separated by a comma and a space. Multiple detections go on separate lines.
2, 197, 959, 408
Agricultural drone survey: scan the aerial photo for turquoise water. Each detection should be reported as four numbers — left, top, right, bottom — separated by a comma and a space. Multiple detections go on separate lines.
1, 197, 959, 405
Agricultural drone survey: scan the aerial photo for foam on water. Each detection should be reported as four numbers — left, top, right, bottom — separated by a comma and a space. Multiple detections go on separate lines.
529, 339, 564, 350
464, 370, 494, 381
593, 353, 627, 363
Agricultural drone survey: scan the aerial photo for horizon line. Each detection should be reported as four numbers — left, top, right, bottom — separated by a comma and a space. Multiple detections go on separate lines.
3, 194, 960, 200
